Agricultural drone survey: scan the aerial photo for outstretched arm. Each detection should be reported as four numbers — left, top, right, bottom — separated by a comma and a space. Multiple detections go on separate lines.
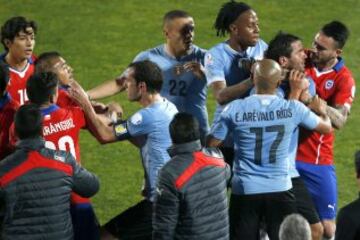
87, 73, 127, 100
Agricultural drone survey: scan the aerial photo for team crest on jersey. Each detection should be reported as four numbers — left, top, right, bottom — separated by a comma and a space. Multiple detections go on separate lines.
130, 113, 142, 125
325, 80, 334, 90
205, 54, 214, 66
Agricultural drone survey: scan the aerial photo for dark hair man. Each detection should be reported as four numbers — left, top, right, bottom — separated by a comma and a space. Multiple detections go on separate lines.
0, 103, 99, 240
69, 60, 178, 240
0, 16, 37, 105
296, 21, 356, 239
205, 1, 267, 168
335, 151, 360, 240
153, 113, 230, 239
265, 32, 325, 240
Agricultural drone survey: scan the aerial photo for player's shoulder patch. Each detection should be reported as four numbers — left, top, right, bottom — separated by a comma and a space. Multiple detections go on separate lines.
130, 112, 143, 125
114, 122, 128, 135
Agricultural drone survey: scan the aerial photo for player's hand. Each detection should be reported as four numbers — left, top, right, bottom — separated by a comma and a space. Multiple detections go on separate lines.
91, 101, 108, 114
239, 58, 256, 75
106, 102, 123, 121
115, 71, 128, 92
183, 61, 205, 79
68, 81, 90, 107
289, 70, 308, 91
308, 95, 327, 116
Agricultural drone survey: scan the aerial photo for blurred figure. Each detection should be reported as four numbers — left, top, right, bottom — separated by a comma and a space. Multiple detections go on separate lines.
335, 151, 360, 240
279, 214, 311, 240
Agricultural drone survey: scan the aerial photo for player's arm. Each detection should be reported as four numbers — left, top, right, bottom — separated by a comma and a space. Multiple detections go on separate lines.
313, 114, 332, 134
214, 78, 253, 105
69, 81, 117, 143
86, 73, 127, 100
325, 105, 349, 130
153, 169, 179, 239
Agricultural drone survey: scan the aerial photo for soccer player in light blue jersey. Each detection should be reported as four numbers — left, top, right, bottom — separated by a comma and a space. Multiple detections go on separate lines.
69, 60, 178, 240
205, 1, 267, 166
208, 59, 332, 240
87, 10, 209, 141
265, 32, 327, 240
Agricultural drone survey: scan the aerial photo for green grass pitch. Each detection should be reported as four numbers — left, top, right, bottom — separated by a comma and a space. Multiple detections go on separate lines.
1, 0, 359, 224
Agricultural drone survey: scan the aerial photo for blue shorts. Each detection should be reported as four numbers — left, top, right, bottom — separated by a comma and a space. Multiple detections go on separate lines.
296, 161, 337, 220
70, 203, 100, 240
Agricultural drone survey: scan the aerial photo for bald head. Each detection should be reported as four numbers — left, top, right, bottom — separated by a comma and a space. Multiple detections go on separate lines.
253, 59, 282, 94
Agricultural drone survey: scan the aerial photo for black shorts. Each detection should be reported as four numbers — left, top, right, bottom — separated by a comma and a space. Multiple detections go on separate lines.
104, 200, 152, 240
292, 177, 320, 224
219, 146, 234, 168
229, 190, 297, 240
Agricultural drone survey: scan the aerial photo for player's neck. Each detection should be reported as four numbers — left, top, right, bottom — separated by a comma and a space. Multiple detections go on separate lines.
316, 57, 338, 72
5, 53, 28, 71
165, 43, 188, 58
139, 93, 162, 107
228, 38, 248, 53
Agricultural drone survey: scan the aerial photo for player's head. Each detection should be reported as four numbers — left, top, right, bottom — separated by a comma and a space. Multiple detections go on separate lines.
36, 51, 74, 86
163, 10, 194, 55
253, 59, 282, 94
311, 21, 349, 66
0, 63, 9, 98
1, 16, 36, 59
15, 103, 42, 140
125, 60, 163, 101
26, 71, 59, 106
355, 151, 360, 179
265, 32, 306, 71
279, 214, 311, 240
214, 1, 259, 48
169, 112, 200, 144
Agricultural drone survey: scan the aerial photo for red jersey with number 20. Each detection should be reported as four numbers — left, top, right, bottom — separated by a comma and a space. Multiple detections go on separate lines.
297, 58, 355, 165
41, 104, 89, 204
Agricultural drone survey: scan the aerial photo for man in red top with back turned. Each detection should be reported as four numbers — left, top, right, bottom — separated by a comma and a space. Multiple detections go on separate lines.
296, 21, 356, 239
0, 16, 37, 105
0, 63, 19, 159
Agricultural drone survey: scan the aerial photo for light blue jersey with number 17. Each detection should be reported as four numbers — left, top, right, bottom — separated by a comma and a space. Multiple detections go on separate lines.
211, 95, 320, 195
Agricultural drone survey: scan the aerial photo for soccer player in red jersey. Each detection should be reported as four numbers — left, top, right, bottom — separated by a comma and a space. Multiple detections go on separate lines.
25, 72, 106, 240
296, 21, 356, 239
0, 63, 19, 159
0, 16, 37, 105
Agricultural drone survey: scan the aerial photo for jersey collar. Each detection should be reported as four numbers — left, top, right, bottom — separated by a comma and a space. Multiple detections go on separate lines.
40, 104, 60, 116
333, 57, 344, 72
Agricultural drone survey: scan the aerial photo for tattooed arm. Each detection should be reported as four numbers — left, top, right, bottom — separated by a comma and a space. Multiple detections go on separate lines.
326, 105, 349, 130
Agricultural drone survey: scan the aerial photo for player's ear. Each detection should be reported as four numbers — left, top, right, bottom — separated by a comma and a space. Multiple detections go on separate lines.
229, 23, 237, 34
335, 48, 342, 57
4, 39, 12, 48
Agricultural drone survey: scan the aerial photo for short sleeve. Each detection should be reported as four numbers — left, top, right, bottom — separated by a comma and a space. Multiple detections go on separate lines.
210, 103, 234, 140
126, 110, 151, 137
293, 101, 320, 130
204, 50, 226, 86
333, 73, 355, 110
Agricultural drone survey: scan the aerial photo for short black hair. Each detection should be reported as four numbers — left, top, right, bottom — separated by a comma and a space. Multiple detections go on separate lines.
169, 112, 200, 144
1, 16, 37, 51
321, 21, 349, 49
214, 1, 252, 37
163, 10, 190, 26
0, 63, 9, 96
15, 103, 42, 139
128, 60, 163, 93
26, 72, 58, 105
265, 32, 301, 61
36, 51, 61, 73
355, 151, 360, 178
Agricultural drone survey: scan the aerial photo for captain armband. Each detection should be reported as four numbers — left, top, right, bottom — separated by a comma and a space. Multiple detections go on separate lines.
113, 119, 131, 140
